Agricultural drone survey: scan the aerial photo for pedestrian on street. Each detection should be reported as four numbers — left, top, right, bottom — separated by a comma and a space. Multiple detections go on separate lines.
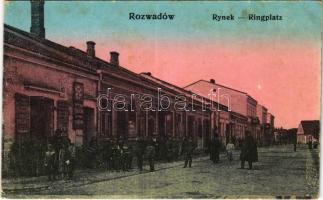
136, 136, 145, 171
240, 132, 258, 170
112, 139, 122, 172
122, 142, 131, 171
58, 143, 68, 179
104, 139, 113, 171
146, 138, 156, 172
66, 141, 76, 179
213, 134, 221, 164
44, 144, 57, 181
209, 138, 215, 162
86, 137, 98, 169
128, 145, 134, 170
166, 136, 173, 162
226, 139, 235, 162
172, 137, 179, 160
51, 129, 63, 178
62, 143, 71, 179
308, 139, 313, 150
293, 137, 297, 152
182, 136, 196, 168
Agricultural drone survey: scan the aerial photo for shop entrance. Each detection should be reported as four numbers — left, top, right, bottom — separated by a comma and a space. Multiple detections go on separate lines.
30, 96, 54, 140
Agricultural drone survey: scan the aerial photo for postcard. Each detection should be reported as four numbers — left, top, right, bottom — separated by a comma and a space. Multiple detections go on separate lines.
2, 0, 321, 199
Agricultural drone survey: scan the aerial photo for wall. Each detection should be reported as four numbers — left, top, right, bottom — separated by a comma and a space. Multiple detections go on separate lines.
3, 44, 98, 151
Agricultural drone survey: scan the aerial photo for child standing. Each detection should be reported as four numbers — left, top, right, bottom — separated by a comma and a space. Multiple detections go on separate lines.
226, 139, 235, 162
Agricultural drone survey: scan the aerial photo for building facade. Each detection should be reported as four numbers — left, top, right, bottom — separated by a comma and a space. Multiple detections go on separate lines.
184, 79, 265, 142
3, 0, 278, 175
3, 1, 230, 174
256, 104, 268, 143
297, 120, 320, 143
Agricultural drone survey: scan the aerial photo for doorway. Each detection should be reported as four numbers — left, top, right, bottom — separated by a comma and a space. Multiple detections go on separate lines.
30, 96, 54, 140
116, 110, 128, 138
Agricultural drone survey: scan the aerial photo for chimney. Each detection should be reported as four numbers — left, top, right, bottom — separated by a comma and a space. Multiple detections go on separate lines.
86, 41, 96, 58
142, 72, 152, 76
210, 79, 215, 84
30, 0, 45, 38
110, 51, 119, 66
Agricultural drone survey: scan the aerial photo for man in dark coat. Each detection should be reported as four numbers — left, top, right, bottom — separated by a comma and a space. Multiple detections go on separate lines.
240, 133, 258, 169
44, 144, 57, 181
209, 138, 215, 162
172, 137, 179, 160
111, 139, 122, 171
293, 137, 297, 152
146, 138, 156, 172
122, 142, 131, 171
182, 137, 196, 168
67, 141, 76, 179
166, 137, 173, 162
136, 136, 146, 171
213, 134, 221, 164
104, 139, 113, 171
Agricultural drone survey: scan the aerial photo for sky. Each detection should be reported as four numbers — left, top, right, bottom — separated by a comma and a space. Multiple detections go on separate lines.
4, 1, 322, 129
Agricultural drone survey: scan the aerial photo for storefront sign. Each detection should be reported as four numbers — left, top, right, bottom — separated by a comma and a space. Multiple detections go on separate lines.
73, 82, 84, 129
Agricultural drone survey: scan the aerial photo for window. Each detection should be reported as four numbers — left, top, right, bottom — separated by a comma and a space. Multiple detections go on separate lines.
100, 111, 112, 136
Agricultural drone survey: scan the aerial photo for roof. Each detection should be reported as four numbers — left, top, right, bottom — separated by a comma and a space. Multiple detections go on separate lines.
230, 111, 248, 120
257, 104, 268, 111
300, 120, 320, 135
140, 73, 228, 111
184, 79, 247, 95
4, 24, 147, 86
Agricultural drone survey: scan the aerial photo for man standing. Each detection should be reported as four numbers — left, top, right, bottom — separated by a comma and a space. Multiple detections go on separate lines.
67, 142, 76, 179
293, 137, 297, 152
209, 137, 215, 163
136, 136, 145, 171
112, 139, 122, 172
146, 138, 156, 172
104, 139, 113, 171
213, 134, 221, 164
182, 137, 196, 168
226, 139, 235, 162
122, 142, 131, 171
240, 132, 258, 169
44, 144, 57, 181
166, 136, 173, 162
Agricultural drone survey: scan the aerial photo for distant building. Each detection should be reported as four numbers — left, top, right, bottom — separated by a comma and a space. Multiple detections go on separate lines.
297, 120, 320, 143
139, 72, 226, 149
184, 79, 260, 141
257, 104, 268, 142
266, 113, 275, 128
263, 113, 275, 145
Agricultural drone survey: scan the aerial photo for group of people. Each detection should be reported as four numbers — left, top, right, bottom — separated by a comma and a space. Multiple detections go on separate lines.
44, 130, 76, 181
103, 139, 135, 172
208, 132, 258, 170
43, 130, 259, 180
83, 135, 197, 173
136, 136, 197, 170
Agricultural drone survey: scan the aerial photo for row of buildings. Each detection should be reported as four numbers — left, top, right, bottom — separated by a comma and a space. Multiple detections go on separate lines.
271, 120, 320, 145
3, 1, 275, 171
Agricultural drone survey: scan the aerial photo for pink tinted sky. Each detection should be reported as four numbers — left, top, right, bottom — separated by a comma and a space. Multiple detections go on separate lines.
75, 38, 320, 129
